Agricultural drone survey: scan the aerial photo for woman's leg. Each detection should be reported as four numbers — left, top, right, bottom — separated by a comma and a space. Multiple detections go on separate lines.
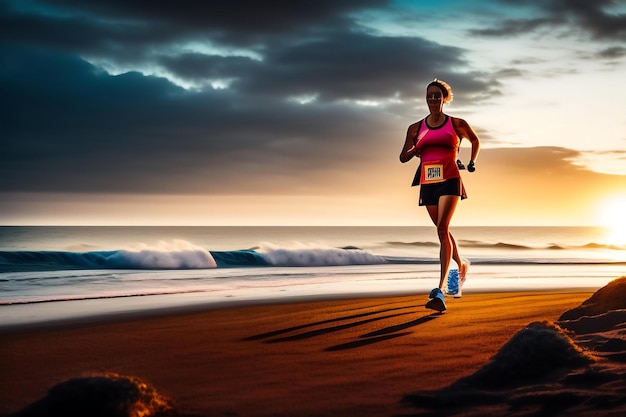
426, 195, 460, 289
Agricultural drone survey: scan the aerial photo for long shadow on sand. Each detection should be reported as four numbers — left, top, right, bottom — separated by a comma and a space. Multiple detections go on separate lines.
360, 313, 440, 338
326, 314, 440, 351
243, 304, 418, 341
325, 332, 414, 351
263, 311, 417, 343
244, 301, 441, 351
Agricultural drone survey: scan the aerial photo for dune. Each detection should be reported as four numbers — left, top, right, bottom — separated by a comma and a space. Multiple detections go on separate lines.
559, 276, 626, 321
402, 277, 626, 417
8, 373, 177, 417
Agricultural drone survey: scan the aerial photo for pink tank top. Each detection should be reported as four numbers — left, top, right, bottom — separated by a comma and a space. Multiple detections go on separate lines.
415, 116, 460, 184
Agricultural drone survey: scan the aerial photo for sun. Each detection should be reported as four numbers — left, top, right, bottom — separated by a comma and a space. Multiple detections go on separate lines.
598, 195, 626, 246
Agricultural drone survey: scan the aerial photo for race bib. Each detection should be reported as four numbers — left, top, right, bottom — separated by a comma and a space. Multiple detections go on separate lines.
421, 163, 444, 184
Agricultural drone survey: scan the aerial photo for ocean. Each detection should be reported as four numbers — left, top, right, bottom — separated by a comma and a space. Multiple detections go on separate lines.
1, 226, 625, 327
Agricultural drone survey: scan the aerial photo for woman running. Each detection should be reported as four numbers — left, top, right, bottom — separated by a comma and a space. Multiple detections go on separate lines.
399, 79, 480, 312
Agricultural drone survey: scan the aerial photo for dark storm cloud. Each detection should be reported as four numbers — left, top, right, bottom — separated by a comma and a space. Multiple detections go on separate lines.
159, 33, 467, 101
469, 17, 561, 38
471, 0, 626, 41
157, 54, 258, 84
0, 44, 416, 195
544, 0, 626, 40
3, 0, 388, 55
0, 0, 494, 195
34, 0, 388, 43
597, 46, 626, 59
0, 45, 394, 194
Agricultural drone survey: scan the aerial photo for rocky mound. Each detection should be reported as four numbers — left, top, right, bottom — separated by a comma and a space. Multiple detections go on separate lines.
9, 373, 177, 417
401, 277, 626, 417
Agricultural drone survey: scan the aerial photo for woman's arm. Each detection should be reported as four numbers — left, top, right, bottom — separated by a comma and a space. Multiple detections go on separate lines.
452, 118, 480, 163
399, 122, 421, 163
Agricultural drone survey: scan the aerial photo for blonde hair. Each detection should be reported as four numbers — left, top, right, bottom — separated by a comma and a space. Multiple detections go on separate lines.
427, 78, 453, 104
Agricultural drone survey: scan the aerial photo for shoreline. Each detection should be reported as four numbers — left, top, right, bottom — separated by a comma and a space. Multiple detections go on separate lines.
0, 288, 599, 416
0, 284, 612, 332
2, 263, 621, 329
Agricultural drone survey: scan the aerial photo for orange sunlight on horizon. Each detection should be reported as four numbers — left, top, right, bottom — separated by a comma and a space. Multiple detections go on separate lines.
597, 194, 626, 246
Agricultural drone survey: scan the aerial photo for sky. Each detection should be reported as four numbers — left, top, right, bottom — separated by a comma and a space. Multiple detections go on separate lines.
1, 0, 626, 226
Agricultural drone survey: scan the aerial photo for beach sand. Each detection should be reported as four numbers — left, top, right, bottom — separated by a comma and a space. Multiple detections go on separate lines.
1, 281, 625, 416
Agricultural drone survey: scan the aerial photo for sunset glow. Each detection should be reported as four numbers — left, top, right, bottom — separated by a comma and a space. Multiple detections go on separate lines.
1, 1, 626, 226
599, 195, 626, 246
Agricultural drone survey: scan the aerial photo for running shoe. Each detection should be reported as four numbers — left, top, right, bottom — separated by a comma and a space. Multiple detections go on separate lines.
455, 259, 470, 298
447, 269, 460, 296
429, 287, 441, 299
426, 288, 447, 312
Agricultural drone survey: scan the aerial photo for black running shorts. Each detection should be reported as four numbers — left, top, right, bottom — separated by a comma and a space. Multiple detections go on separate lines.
419, 177, 467, 206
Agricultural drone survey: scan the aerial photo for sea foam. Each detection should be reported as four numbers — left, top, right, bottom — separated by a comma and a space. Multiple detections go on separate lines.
256, 242, 385, 267
110, 240, 217, 269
